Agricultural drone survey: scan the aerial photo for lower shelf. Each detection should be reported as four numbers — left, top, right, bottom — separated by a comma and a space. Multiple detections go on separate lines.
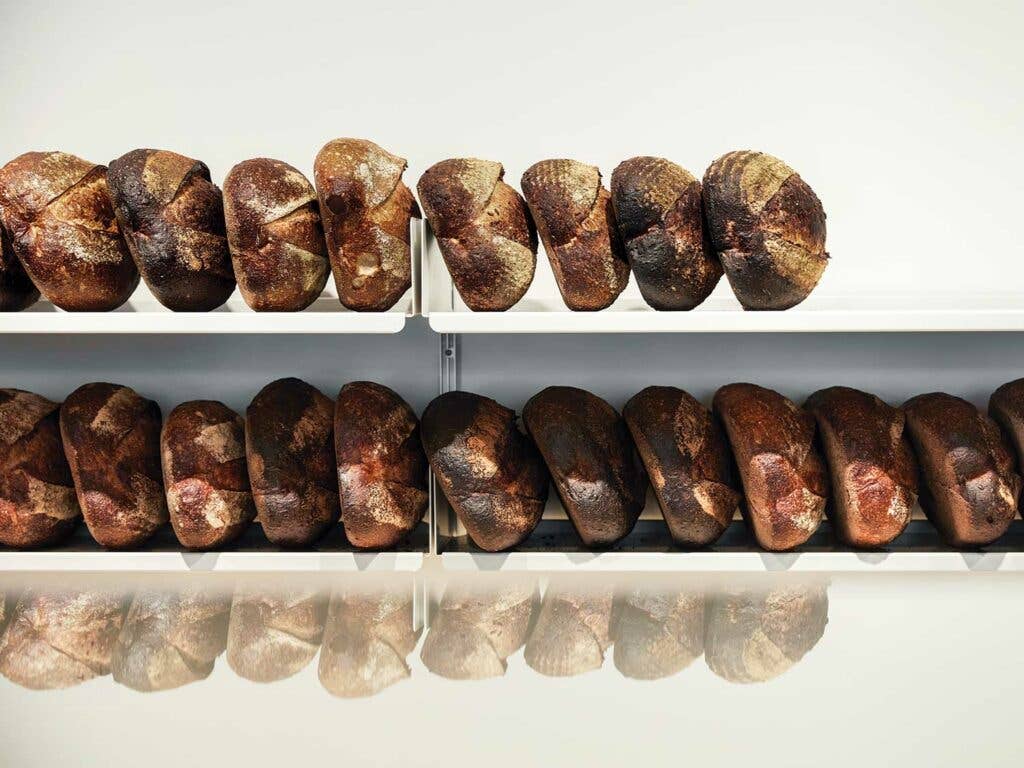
438, 520, 1024, 572
0, 523, 428, 572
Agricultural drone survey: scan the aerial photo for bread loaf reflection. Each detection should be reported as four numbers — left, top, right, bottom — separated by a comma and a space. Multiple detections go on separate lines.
524, 580, 614, 677
613, 587, 704, 680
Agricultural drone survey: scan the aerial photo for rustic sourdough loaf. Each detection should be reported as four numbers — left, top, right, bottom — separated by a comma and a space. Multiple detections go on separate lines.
612, 586, 704, 680
524, 581, 614, 677
0, 222, 38, 310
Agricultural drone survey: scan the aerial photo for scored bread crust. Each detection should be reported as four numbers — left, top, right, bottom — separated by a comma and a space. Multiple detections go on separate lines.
611, 156, 722, 310
703, 150, 828, 310
417, 158, 537, 311
904, 392, 1020, 547
805, 386, 917, 548
521, 159, 630, 311
0, 151, 138, 311
0, 222, 39, 310
713, 383, 828, 551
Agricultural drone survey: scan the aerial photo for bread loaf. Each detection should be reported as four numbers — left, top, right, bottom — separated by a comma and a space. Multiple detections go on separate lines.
226, 586, 326, 683
612, 587, 704, 680
523, 386, 646, 547
704, 583, 828, 684
0, 389, 80, 548
524, 581, 613, 677
623, 386, 740, 547
161, 400, 255, 550
0, 221, 38, 310
0, 151, 138, 311
318, 584, 419, 698
420, 579, 537, 680
222, 158, 329, 311
313, 138, 419, 311
520, 160, 630, 311
610, 156, 721, 310
702, 151, 828, 310
421, 391, 548, 551
335, 382, 427, 549
989, 378, 1024, 466
111, 587, 230, 692
245, 378, 339, 546
903, 392, 1020, 547
713, 383, 828, 551
417, 158, 537, 311
805, 386, 917, 547
0, 588, 126, 689
60, 383, 167, 549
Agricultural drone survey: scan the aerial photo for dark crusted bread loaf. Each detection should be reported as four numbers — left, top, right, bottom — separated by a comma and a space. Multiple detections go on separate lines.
106, 149, 235, 311
335, 382, 427, 549
805, 386, 917, 547
0, 588, 127, 689
705, 583, 828, 683
524, 581, 613, 677
226, 585, 326, 683
523, 386, 646, 547
520, 159, 630, 311
623, 386, 740, 547
245, 378, 339, 546
0, 389, 80, 548
903, 392, 1020, 547
703, 151, 828, 310
313, 138, 419, 311
713, 383, 828, 551
161, 400, 255, 550
417, 158, 537, 311
989, 378, 1024, 467
111, 586, 230, 692
610, 156, 721, 310
222, 158, 329, 311
59, 383, 167, 549
0, 222, 39, 310
0, 151, 138, 311
612, 586, 704, 680
421, 391, 548, 551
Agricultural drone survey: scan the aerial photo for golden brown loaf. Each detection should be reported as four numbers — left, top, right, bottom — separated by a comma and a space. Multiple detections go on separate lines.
523, 386, 646, 547
417, 158, 537, 311
0, 588, 127, 689
245, 378, 339, 546
0, 389, 81, 548
989, 378, 1024, 467
0, 151, 138, 311
520, 159, 630, 311
612, 587, 704, 680
222, 158, 329, 311
313, 138, 419, 311
805, 386, 917, 547
106, 149, 235, 311
623, 386, 740, 547
59, 383, 167, 549
903, 392, 1020, 547
703, 151, 828, 310
160, 400, 255, 550
713, 383, 828, 551
0, 221, 39, 310
524, 581, 613, 677
421, 391, 548, 552
610, 156, 721, 310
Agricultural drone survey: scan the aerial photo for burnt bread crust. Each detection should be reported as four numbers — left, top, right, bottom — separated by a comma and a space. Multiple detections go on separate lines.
161, 400, 255, 550
222, 158, 329, 311
520, 159, 630, 311
59, 383, 167, 549
989, 378, 1024, 468
702, 151, 828, 310
805, 386, 917, 547
0, 151, 138, 311
0, 389, 80, 548
227, 586, 326, 683
903, 392, 1020, 547
523, 386, 647, 547
623, 386, 740, 547
712, 383, 828, 551
334, 382, 428, 549
245, 378, 339, 546
313, 138, 419, 312
106, 148, 235, 311
420, 391, 548, 552
0, 222, 39, 310
417, 158, 537, 311
610, 157, 721, 310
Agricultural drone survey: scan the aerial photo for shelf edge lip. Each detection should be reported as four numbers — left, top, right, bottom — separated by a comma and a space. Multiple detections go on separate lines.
0, 552, 424, 572
0, 314, 408, 334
